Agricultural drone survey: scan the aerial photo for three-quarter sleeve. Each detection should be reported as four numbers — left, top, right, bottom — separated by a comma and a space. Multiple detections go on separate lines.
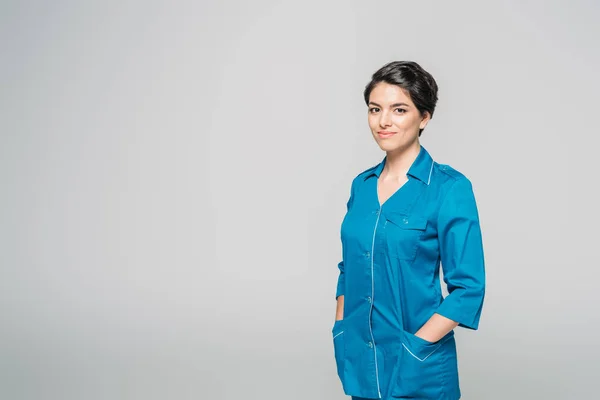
335, 177, 357, 300
434, 177, 486, 330
335, 259, 345, 299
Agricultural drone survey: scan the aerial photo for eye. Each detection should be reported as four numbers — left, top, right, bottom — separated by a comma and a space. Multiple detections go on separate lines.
395, 108, 407, 114
368, 107, 380, 113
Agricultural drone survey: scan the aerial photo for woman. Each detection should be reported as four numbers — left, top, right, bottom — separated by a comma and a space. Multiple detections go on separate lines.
332, 61, 486, 400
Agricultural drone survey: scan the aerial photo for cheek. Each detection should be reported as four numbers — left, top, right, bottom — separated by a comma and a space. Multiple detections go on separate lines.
393, 115, 419, 131
392, 115, 408, 127
367, 117, 378, 131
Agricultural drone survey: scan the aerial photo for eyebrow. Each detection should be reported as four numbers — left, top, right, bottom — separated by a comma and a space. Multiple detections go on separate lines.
368, 102, 410, 108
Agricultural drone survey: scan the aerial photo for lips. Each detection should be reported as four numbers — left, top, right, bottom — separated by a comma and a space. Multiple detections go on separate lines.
377, 131, 397, 138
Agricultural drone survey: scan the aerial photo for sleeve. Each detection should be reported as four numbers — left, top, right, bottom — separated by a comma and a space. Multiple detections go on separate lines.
335, 177, 357, 300
434, 177, 486, 330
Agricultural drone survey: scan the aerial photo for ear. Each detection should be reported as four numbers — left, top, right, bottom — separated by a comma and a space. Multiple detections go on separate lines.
419, 111, 431, 130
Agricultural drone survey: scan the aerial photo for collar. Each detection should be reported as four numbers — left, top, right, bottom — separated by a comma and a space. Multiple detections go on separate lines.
363, 145, 435, 185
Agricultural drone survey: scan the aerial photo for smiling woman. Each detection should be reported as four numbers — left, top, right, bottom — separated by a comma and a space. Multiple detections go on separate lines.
332, 61, 486, 400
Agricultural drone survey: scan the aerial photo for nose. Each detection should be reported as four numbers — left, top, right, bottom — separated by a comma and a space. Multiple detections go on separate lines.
379, 110, 392, 128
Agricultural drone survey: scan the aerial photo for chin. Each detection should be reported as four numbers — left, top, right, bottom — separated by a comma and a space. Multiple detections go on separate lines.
377, 141, 401, 152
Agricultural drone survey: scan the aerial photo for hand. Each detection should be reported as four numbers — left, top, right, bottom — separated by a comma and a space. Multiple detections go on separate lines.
414, 331, 435, 344
414, 313, 459, 344
335, 295, 344, 321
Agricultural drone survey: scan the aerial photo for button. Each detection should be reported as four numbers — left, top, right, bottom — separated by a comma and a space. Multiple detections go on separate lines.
368, 341, 373, 348
366, 296, 371, 303
402, 217, 409, 224
364, 251, 370, 258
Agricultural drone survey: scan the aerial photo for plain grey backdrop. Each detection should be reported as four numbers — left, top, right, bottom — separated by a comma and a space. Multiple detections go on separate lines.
1, 1, 599, 399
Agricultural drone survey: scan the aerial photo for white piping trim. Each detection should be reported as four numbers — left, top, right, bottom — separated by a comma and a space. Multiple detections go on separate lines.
427, 160, 434, 185
333, 331, 344, 339
401, 336, 452, 362
369, 209, 382, 398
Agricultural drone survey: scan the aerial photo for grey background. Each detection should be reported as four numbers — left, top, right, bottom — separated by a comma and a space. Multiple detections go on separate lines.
1, 1, 599, 399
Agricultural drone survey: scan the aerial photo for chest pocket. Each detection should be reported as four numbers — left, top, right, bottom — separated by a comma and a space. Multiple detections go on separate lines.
383, 212, 428, 262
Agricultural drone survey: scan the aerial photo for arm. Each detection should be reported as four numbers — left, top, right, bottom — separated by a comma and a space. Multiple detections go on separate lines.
415, 177, 486, 342
334, 177, 357, 321
414, 313, 458, 343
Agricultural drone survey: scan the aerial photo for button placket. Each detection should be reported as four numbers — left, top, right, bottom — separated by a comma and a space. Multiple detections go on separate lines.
367, 205, 382, 397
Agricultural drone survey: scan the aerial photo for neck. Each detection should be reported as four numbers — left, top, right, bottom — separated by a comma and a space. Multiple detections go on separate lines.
383, 141, 421, 179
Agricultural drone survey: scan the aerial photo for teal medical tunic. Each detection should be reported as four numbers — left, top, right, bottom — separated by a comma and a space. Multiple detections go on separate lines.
332, 145, 485, 400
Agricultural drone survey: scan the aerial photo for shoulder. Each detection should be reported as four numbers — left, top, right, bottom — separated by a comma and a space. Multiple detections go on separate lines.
435, 162, 467, 180
433, 162, 472, 188
432, 163, 480, 217
348, 162, 380, 187
355, 163, 379, 180
343, 161, 380, 199
431, 163, 478, 206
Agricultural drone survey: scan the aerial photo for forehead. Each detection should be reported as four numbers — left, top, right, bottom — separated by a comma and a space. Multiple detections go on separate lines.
369, 82, 413, 105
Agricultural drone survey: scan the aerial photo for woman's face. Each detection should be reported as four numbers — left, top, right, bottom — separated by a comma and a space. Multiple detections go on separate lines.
367, 82, 430, 153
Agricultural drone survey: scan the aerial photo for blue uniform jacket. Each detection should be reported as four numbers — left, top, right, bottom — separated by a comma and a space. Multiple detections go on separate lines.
332, 145, 486, 399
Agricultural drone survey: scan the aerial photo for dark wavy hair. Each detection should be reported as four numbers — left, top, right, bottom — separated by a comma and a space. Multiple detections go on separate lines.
363, 61, 438, 137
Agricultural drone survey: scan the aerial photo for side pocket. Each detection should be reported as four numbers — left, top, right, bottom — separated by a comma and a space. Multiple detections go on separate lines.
332, 319, 346, 384
401, 331, 446, 361
392, 330, 454, 398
